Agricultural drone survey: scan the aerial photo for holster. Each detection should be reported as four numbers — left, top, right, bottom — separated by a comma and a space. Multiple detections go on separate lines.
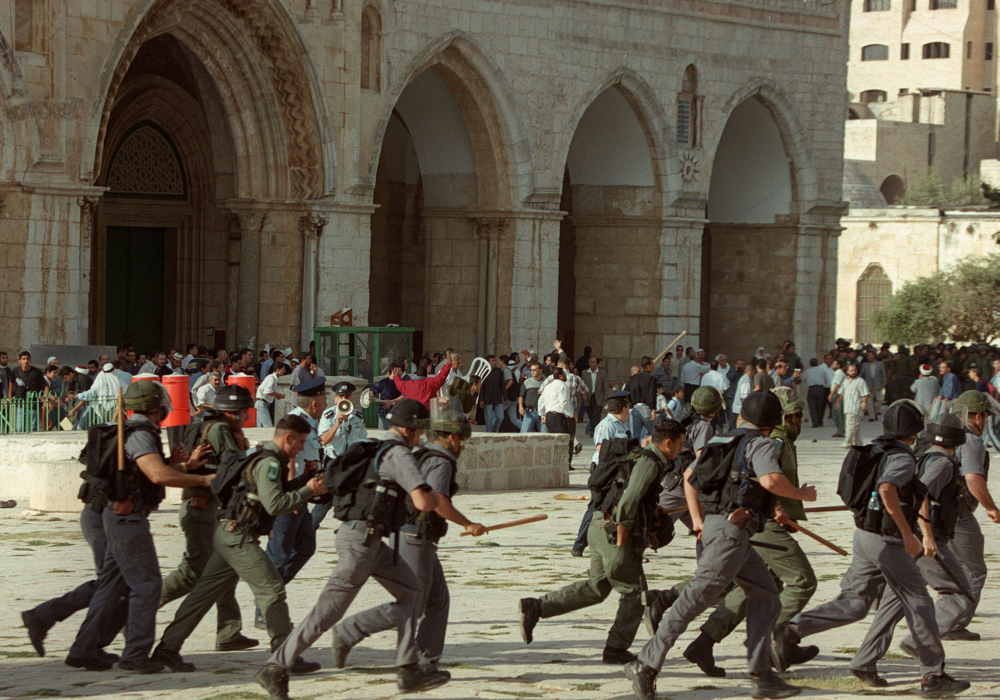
727, 507, 754, 529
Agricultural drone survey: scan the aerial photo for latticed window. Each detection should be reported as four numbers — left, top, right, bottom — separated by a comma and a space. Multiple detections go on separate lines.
106, 122, 186, 199
864, 0, 891, 11
676, 65, 699, 147
862, 44, 890, 61
856, 263, 892, 344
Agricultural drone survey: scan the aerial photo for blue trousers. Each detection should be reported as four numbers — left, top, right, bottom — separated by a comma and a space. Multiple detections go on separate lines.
573, 497, 596, 551
521, 409, 542, 433
505, 403, 523, 431
484, 403, 505, 433
266, 508, 316, 584
631, 404, 653, 441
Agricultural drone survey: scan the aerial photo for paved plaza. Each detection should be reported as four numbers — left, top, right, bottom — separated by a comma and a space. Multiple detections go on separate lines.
2, 421, 999, 700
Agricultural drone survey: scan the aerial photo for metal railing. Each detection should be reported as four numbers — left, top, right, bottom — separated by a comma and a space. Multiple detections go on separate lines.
0, 393, 119, 434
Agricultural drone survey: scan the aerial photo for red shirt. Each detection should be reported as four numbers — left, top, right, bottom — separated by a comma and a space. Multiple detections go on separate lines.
392, 363, 452, 407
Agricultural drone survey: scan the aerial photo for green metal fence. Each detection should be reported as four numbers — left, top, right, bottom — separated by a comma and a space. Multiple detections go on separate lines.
0, 393, 119, 433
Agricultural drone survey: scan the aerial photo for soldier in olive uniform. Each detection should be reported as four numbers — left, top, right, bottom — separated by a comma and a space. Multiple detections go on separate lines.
151, 415, 327, 673
519, 418, 686, 665
158, 385, 257, 652
65, 381, 215, 673
331, 397, 486, 672
680, 387, 819, 678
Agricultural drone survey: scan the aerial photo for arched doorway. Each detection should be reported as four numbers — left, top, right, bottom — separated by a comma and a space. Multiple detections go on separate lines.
369, 48, 514, 362
880, 174, 906, 204
703, 96, 797, 358
88, 0, 331, 352
559, 86, 660, 377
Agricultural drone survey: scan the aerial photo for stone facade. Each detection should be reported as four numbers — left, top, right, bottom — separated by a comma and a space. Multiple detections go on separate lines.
0, 0, 847, 378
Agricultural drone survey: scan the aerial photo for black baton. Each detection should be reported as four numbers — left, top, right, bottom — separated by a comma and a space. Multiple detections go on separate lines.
933, 553, 976, 603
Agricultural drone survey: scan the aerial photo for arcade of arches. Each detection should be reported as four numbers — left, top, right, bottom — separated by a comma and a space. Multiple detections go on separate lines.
0, 0, 847, 376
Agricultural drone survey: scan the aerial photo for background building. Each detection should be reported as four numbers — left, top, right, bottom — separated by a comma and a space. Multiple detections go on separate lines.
0, 0, 849, 377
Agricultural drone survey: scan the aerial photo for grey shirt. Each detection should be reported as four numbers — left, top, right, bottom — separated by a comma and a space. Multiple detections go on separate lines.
377, 432, 430, 494
125, 415, 162, 462
955, 429, 987, 511
743, 435, 783, 479
520, 377, 543, 410
877, 442, 916, 490
400, 441, 455, 536
687, 418, 715, 455
920, 445, 957, 501
910, 376, 940, 413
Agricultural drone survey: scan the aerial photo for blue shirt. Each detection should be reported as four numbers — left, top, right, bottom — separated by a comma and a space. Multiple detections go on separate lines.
287, 406, 320, 477
591, 414, 630, 465
317, 408, 367, 460
939, 372, 962, 400
259, 358, 274, 380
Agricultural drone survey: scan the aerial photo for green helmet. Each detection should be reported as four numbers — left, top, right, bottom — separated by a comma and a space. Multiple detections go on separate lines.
430, 396, 471, 439
954, 390, 991, 415
773, 387, 805, 416
123, 380, 172, 415
691, 386, 724, 415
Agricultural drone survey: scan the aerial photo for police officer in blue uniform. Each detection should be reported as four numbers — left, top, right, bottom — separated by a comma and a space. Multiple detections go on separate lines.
312, 381, 367, 530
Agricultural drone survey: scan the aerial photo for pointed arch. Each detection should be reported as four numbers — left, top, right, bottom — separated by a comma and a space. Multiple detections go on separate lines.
0, 30, 40, 179
705, 77, 819, 213
556, 67, 679, 213
81, 0, 335, 199
364, 30, 533, 208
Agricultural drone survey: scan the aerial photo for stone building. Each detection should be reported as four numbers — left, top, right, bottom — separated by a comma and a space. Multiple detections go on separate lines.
0, 0, 848, 379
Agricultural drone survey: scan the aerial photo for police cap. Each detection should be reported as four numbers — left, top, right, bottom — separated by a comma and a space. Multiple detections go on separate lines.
332, 381, 356, 397
293, 376, 326, 396
386, 398, 430, 429
606, 390, 631, 404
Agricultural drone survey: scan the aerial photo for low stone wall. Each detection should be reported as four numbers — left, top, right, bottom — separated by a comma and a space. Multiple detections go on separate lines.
1, 427, 569, 511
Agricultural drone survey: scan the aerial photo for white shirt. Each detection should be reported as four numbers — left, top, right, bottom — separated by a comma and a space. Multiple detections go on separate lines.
182, 354, 194, 372
838, 376, 870, 415
585, 368, 601, 395
538, 380, 574, 418
700, 369, 730, 393
256, 373, 280, 403
195, 383, 217, 407
681, 360, 711, 386
732, 374, 753, 414
830, 368, 847, 392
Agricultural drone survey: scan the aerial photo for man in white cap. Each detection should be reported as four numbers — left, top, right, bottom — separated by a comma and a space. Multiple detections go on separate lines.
47, 356, 59, 368
910, 364, 939, 415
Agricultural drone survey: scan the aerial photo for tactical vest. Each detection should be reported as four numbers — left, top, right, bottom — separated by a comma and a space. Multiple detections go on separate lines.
918, 451, 962, 540
404, 446, 460, 541
337, 443, 408, 537
125, 420, 168, 510
221, 446, 287, 538
183, 419, 230, 503
862, 451, 922, 538
698, 430, 777, 533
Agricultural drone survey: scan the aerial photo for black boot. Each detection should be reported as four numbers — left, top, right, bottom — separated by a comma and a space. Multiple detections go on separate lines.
64, 654, 115, 671
786, 643, 819, 666
290, 656, 321, 675
641, 588, 678, 636
921, 673, 971, 699
118, 658, 166, 674
255, 663, 291, 700
624, 659, 658, 700
683, 632, 725, 678
21, 610, 49, 657
150, 645, 196, 672
397, 664, 451, 692
751, 670, 801, 699
602, 646, 637, 664
216, 634, 259, 652
519, 598, 541, 644
770, 623, 800, 673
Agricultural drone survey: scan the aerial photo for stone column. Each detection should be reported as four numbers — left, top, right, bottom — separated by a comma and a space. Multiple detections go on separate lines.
77, 196, 99, 345
299, 213, 328, 349
475, 217, 508, 357
232, 209, 267, 349
795, 204, 846, 361
507, 211, 562, 355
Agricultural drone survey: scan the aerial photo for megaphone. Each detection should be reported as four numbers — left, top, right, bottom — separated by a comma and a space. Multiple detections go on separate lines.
337, 399, 353, 416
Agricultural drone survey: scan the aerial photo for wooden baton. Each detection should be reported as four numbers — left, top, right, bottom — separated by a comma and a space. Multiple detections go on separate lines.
459, 513, 547, 536
786, 519, 848, 556
803, 506, 849, 514
554, 494, 589, 501
652, 331, 688, 367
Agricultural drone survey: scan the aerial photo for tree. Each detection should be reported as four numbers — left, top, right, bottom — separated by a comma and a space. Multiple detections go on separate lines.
903, 168, 986, 207
871, 254, 1000, 345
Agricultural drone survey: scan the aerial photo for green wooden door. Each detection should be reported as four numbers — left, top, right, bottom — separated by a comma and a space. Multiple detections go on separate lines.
105, 226, 165, 351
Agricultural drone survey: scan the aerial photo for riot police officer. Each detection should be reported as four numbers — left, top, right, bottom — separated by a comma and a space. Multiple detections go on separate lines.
774, 400, 970, 699
158, 384, 257, 652
152, 414, 327, 672
64, 381, 214, 672
256, 399, 447, 699
628, 391, 817, 700
331, 397, 485, 673
312, 381, 367, 530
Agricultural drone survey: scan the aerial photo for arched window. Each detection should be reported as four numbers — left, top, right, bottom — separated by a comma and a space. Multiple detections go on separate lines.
14, 0, 43, 52
860, 89, 888, 103
880, 175, 906, 204
856, 263, 892, 344
922, 42, 951, 58
105, 121, 187, 199
861, 44, 890, 61
864, 0, 891, 10
677, 65, 700, 147
361, 6, 381, 91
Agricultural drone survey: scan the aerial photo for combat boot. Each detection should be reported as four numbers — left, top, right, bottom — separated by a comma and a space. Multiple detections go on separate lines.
21, 610, 50, 657
331, 629, 352, 669
786, 643, 820, 666
602, 646, 637, 664
255, 663, 291, 700
751, 670, 801, 699
683, 632, 725, 678
519, 598, 541, 644
641, 588, 678, 636
150, 645, 196, 672
921, 673, 970, 699
770, 623, 800, 673
941, 628, 979, 641
624, 659, 658, 700
397, 664, 450, 692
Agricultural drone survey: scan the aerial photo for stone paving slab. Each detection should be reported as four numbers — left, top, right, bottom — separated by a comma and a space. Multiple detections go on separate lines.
2, 419, 999, 700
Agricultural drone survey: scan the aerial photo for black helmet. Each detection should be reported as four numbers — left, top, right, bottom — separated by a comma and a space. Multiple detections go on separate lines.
882, 399, 924, 438
386, 398, 430, 429
214, 385, 254, 411
925, 413, 966, 448
739, 391, 783, 428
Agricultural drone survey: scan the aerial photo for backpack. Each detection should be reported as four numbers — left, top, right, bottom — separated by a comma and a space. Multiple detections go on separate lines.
322, 439, 395, 522
687, 432, 750, 500
837, 439, 908, 530
588, 437, 649, 513
176, 409, 228, 458
211, 446, 266, 508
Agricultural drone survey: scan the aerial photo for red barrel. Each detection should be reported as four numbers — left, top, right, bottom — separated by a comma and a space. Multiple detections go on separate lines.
226, 374, 256, 427
161, 375, 191, 427
128, 373, 160, 419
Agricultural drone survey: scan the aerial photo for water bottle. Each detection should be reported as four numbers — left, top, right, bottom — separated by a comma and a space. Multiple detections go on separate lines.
867, 490, 880, 512
863, 490, 882, 532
